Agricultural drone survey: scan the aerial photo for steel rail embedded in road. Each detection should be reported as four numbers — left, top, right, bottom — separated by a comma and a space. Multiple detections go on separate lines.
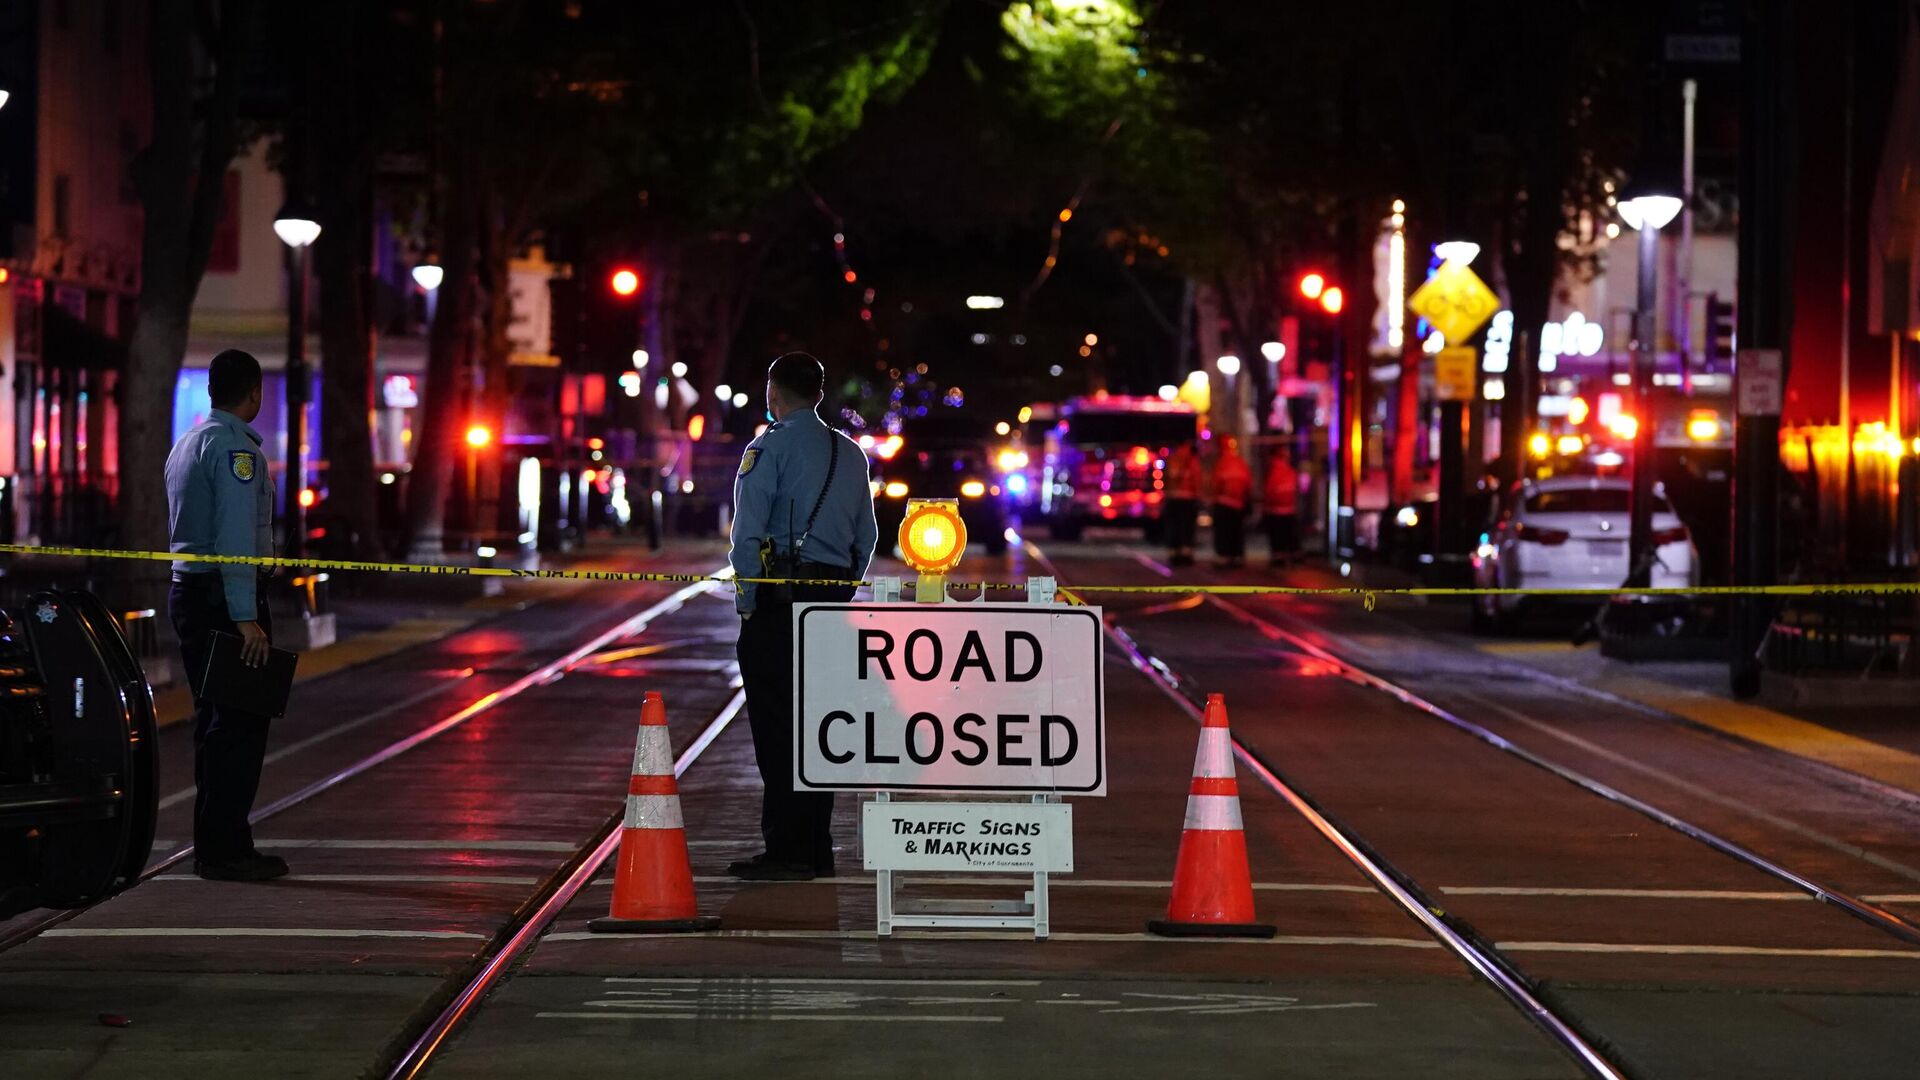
0, 575, 722, 955
1200, 591, 1920, 950
1022, 542, 1629, 1080
383, 689, 746, 1080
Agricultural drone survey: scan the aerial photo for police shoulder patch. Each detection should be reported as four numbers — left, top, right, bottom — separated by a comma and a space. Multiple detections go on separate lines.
229, 450, 256, 483
738, 448, 760, 477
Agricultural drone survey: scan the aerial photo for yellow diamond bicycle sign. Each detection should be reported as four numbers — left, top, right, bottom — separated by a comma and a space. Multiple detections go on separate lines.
1408, 261, 1500, 345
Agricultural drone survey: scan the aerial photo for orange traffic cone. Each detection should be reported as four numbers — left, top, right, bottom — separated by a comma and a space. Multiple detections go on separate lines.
589, 691, 720, 933
1147, 694, 1276, 938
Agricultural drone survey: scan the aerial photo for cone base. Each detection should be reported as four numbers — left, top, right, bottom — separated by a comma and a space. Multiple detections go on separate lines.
1146, 918, 1277, 939
588, 915, 721, 935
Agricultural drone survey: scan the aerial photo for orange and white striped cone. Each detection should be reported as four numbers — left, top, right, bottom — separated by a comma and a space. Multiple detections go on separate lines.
1147, 693, 1276, 938
589, 691, 720, 934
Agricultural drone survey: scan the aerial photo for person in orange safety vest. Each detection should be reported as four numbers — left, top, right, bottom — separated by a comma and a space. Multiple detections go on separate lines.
1211, 437, 1252, 568
1162, 440, 1202, 567
1263, 448, 1300, 566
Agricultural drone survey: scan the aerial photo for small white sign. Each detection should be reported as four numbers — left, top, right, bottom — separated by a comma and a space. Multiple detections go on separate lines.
863, 801, 1073, 873
1737, 348, 1784, 417
794, 603, 1106, 795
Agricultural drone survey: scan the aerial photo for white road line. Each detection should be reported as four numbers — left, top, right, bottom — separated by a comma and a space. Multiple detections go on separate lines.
673, 876, 1377, 893
1499, 941, 1920, 961
534, 1012, 1003, 1023
543, 929, 1438, 947
249, 839, 583, 852
43, 927, 486, 940
1867, 895, 1920, 904
605, 977, 1043, 986
1441, 886, 1810, 901
149, 874, 542, 886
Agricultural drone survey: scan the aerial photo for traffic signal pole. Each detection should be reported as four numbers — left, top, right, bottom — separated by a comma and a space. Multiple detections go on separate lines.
1731, 0, 1792, 699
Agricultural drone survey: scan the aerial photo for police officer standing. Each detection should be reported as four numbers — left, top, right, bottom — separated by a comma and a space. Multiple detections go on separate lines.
728, 353, 878, 881
164, 349, 287, 882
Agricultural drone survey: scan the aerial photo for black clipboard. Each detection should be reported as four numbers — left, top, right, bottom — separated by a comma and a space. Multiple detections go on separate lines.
198, 631, 299, 718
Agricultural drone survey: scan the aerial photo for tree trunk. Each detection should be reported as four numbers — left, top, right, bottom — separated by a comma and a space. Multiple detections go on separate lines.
119, 0, 250, 606
306, 1, 381, 557
404, 175, 478, 557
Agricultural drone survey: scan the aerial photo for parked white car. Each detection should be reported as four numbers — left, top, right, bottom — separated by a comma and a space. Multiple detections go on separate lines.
1470, 475, 1695, 633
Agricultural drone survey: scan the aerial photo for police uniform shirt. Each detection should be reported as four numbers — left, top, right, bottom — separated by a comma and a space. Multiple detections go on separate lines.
728, 408, 879, 614
165, 408, 276, 621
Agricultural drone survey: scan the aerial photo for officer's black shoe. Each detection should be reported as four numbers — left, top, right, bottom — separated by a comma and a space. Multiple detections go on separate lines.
194, 852, 291, 882
726, 854, 816, 881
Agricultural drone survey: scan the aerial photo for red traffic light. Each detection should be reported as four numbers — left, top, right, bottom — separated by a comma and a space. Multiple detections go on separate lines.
1320, 286, 1345, 315
1298, 272, 1326, 301
608, 267, 642, 297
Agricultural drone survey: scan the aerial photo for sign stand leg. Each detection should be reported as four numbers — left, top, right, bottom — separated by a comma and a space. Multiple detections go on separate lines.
875, 791, 894, 938
1031, 794, 1053, 939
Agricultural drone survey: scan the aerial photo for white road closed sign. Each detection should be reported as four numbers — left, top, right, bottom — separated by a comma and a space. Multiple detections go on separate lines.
793, 603, 1105, 794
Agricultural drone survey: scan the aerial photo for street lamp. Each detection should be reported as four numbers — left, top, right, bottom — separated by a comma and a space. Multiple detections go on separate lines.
274, 198, 321, 559
1618, 167, 1683, 590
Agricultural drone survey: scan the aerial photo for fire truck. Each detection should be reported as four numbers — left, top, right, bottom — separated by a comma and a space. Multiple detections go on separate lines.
1040, 395, 1199, 541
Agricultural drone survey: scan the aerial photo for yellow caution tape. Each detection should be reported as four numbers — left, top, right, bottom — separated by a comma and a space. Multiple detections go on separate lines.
0, 543, 1914, 601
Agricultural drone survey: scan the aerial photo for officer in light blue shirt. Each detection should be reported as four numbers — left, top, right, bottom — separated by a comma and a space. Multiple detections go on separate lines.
726, 352, 877, 880
163, 349, 288, 882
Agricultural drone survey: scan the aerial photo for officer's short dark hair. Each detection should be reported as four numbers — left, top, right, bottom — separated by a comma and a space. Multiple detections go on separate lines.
767, 351, 825, 401
208, 349, 263, 408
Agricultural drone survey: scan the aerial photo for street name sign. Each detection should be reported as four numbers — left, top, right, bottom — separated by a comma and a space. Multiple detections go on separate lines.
794, 603, 1105, 795
862, 801, 1074, 873
1408, 262, 1501, 346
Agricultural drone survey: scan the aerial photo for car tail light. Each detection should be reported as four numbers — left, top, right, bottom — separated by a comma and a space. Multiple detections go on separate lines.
1515, 524, 1570, 545
1651, 525, 1689, 545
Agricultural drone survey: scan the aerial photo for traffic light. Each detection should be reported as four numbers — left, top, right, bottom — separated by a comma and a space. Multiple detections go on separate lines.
608, 266, 642, 298
1320, 286, 1345, 315
1705, 294, 1735, 370
1298, 272, 1326, 301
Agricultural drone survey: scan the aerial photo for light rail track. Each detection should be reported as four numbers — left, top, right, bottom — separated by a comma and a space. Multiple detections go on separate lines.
0, 577, 720, 955
381, 688, 745, 1080
1022, 542, 1630, 1080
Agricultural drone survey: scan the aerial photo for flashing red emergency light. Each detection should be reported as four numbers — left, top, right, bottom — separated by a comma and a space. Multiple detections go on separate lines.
465, 424, 492, 449
608, 267, 641, 297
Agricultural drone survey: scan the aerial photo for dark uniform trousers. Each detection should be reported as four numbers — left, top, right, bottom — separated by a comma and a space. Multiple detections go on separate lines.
169, 573, 273, 862
737, 561, 856, 868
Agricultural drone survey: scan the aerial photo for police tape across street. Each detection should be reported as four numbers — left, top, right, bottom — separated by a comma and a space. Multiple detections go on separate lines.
0, 542, 1916, 604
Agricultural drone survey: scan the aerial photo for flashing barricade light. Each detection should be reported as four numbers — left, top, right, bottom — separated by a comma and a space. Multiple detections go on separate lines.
1528, 433, 1551, 459
465, 424, 492, 449
609, 267, 642, 297
1298, 272, 1325, 301
688, 414, 706, 441
1320, 286, 1345, 315
960, 479, 986, 498
898, 499, 967, 602
297, 487, 318, 509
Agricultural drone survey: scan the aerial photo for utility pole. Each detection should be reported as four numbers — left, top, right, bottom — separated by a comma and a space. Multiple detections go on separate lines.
1679, 78, 1697, 390
1731, 0, 1792, 698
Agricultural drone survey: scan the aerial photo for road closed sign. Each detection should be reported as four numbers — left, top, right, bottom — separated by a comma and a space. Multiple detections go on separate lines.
794, 603, 1105, 794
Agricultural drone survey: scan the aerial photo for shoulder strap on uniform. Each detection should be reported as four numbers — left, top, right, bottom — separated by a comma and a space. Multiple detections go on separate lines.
793, 428, 839, 557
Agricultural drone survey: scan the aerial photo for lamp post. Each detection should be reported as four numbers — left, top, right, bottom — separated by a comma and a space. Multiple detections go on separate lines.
273, 200, 321, 559
1617, 177, 1683, 591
